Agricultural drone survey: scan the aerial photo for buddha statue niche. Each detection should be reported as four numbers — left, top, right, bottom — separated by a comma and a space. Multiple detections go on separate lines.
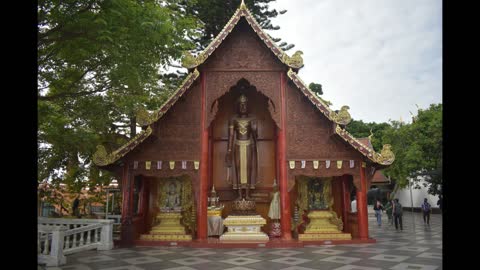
161, 182, 182, 212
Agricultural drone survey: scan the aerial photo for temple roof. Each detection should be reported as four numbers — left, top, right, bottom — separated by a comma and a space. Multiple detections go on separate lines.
93, 2, 395, 168
371, 170, 391, 185
181, 2, 304, 70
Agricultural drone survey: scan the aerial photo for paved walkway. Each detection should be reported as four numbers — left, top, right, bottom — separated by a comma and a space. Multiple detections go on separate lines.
44, 212, 442, 270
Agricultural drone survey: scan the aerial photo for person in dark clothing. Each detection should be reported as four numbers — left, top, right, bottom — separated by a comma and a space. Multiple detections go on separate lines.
72, 195, 80, 218
392, 198, 403, 230
421, 198, 432, 225
437, 195, 442, 212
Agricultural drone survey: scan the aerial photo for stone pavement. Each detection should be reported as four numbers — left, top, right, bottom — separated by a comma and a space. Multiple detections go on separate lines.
43, 212, 442, 270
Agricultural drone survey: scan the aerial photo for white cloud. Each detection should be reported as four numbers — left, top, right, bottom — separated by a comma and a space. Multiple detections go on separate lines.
267, 0, 442, 123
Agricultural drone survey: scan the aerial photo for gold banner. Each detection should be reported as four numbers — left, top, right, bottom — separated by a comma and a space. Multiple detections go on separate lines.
169, 161, 175, 170
362, 161, 366, 168
145, 161, 151, 170
313, 160, 319, 169
289, 160, 295, 169
337, 160, 343, 169
194, 161, 199, 170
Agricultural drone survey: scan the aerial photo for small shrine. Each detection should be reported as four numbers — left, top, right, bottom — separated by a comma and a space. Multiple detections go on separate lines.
93, 1, 394, 247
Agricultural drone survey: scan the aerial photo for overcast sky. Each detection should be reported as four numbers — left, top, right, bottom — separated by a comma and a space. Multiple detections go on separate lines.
266, 0, 442, 124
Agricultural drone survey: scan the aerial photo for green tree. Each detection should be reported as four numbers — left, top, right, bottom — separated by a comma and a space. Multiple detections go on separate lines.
308, 83, 323, 96
38, 0, 201, 191
381, 104, 442, 196
188, 0, 294, 52
346, 120, 391, 151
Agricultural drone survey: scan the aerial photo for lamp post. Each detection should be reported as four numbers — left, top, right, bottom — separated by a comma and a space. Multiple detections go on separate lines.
105, 179, 120, 219
409, 178, 415, 232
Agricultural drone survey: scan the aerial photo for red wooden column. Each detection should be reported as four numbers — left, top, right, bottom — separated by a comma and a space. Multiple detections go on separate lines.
341, 175, 350, 231
279, 72, 292, 240
120, 163, 134, 247
197, 71, 208, 240
357, 164, 369, 240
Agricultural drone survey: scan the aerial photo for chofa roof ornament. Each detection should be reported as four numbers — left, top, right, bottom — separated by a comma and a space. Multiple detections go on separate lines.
93, 145, 114, 167
282, 51, 304, 69
330, 105, 352, 126
374, 144, 395, 165
136, 107, 153, 127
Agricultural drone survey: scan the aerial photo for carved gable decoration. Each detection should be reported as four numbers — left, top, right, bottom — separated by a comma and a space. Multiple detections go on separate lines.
202, 19, 285, 71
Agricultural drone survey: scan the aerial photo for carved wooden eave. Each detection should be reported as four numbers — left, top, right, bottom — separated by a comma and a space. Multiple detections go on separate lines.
94, 126, 153, 167
334, 124, 394, 167
286, 69, 394, 167
287, 68, 335, 121
183, 3, 304, 70
93, 69, 200, 167
150, 69, 200, 124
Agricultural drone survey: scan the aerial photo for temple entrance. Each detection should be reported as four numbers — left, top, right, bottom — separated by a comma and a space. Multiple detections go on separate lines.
293, 175, 352, 240
141, 175, 195, 241
210, 78, 277, 235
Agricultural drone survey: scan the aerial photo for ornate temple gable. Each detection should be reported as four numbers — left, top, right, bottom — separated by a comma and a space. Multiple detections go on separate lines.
186, 3, 302, 70
126, 83, 202, 163
202, 19, 285, 71
93, 70, 200, 167
286, 82, 363, 161
287, 69, 334, 121
285, 70, 393, 167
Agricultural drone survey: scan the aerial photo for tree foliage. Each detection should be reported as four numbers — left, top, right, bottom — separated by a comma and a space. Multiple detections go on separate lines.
188, 0, 294, 52
345, 104, 442, 196
346, 120, 391, 152
381, 104, 442, 196
308, 83, 323, 96
38, 0, 201, 191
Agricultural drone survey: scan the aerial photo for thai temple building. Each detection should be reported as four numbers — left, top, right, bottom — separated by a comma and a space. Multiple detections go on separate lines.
93, 1, 394, 247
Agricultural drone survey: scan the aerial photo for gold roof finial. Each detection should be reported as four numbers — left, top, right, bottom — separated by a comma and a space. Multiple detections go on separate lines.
240, 0, 247, 10
368, 129, 374, 141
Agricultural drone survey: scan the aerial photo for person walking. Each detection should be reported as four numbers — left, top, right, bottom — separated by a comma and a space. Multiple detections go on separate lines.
421, 198, 432, 225
385, 199, 394, 226
392, 198, 403, 231
373, 199, 384, 226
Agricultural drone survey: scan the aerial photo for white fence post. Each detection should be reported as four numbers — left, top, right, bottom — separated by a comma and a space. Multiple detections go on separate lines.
99, 220, 114, 250
50, 227, 67, 266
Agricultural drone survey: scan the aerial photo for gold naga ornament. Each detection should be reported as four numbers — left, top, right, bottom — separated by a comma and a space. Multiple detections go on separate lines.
136, 107, 153, 127
374, 144, 395, 165
181, 51, 207, 69
282, 50, 304, 69
330, 105, 352, 126
92, 145, 114, 167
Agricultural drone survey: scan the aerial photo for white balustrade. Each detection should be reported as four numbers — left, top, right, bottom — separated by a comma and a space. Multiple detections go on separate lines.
38, 218, 114, 267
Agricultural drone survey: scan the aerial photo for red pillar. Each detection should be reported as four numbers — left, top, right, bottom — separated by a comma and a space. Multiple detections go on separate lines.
120, 163, 134, 247
279, 71, 292, 240
341, 175, 350, 232
357, 164, 369, 240
197, 71, 208, 240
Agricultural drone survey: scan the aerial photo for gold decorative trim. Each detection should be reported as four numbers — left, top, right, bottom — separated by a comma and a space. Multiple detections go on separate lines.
373, 144, 395, 165
93, 126, 153, 166
186, 2, 300, 69
92, 145, 114, 167
330, 105, 352, 126
223, 215, 267, 226
287, 68, 335, 120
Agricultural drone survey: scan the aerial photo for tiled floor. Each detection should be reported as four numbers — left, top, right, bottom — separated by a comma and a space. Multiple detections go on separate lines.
43, 212, 442, 270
